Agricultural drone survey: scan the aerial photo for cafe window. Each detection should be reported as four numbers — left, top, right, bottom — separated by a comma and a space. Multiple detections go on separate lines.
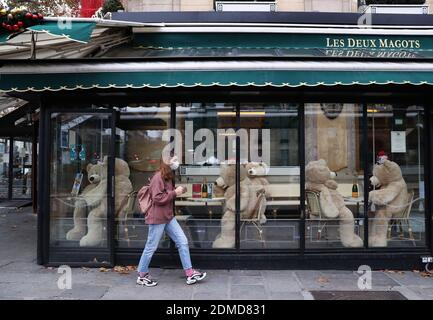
115, 103, 172, 249
174, 103, 238, 250
239, 103, 300, 249
367, 104, 426, 248
304, 104, 364, 249
49, 112, 112, 251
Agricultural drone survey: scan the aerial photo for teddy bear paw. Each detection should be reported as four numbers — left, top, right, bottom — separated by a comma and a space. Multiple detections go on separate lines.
343, 236, 363, 248
212, 237, 235, 249
79, 235, 102, 247
66, 228, 86, 241
368, 236, 387, 247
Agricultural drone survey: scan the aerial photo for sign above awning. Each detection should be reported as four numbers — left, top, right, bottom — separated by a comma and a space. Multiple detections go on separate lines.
3, 60, 433, 93
132, 28, 433, 59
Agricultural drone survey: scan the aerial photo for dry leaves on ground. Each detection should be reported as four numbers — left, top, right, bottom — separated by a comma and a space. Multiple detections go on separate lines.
316, 276, 329, 284
112, 265, 137, 274
384, 269, 405, 275
99, 267, 111, 272
413, 270, 433, 278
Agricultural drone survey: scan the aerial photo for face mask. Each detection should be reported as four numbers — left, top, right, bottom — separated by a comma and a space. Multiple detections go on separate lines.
170, 161, 180, 170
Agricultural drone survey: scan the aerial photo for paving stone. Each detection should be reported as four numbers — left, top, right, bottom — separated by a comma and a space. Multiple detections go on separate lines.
385, 272, 433, 287
231, 285, 268, 300
192, 291, 230, 300
53, 284, 109, 300
295, 270, 360, 291
262, 272, 301, 292
405, 287, 433, 300
269, 292, 305, 300
229, 270, 262, 276
231, 276, 264, 285
102, 283, 194, 300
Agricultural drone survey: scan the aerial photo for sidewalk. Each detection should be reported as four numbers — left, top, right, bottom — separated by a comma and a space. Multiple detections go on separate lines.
1, 207, 433, 300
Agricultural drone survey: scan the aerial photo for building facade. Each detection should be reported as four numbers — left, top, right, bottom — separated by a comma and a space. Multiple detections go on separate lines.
1, 10, 433, 270
120, 0, 433, 13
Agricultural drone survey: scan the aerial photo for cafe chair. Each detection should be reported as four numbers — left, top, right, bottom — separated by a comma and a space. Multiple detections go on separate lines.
117, 190, 138, 247
387, 190, 416, 245
240, 188, 267, 248
305, 190, 330, 241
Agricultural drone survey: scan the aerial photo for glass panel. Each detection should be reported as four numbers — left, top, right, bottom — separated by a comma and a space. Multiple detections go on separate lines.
49, 113, 112, 253
0, 138, 9, 198
115, 103, 171, 249
175, 103, 237, 249
12, 139, 32, 199
239, 103, 300, 249
367, 104, 425, 248
304, 103, 364, 249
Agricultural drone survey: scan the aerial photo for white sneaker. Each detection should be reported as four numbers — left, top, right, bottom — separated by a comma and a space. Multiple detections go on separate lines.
186, 270, 207, 285
136, 274, 158, 287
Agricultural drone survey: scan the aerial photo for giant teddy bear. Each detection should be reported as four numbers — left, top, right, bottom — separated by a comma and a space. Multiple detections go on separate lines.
368, 159, 408, 247
66, 157, 133, 247
212, 163, 267, 248
305, 159, 363, 247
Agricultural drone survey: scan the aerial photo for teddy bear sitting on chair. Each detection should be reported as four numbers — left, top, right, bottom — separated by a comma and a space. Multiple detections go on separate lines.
66, 157, 133, 247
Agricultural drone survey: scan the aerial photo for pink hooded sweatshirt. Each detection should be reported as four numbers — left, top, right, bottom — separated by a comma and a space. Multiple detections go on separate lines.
145, 171, 177, 225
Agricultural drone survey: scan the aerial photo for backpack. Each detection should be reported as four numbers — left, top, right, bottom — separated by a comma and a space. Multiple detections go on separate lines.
137, 184, 153, 216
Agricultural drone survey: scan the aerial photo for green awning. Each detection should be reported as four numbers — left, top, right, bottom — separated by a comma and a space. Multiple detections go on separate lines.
2, 60, 433, 93
0, 21, 96, 44
28, 21, 96, 43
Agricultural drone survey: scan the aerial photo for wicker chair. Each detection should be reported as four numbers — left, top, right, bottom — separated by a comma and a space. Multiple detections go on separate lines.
306, 190, 330, 241
387, 190, 416, 245
240, 188, 267, 247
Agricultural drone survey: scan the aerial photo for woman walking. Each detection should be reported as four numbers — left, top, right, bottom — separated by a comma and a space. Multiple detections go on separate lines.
136, 155, 207, 287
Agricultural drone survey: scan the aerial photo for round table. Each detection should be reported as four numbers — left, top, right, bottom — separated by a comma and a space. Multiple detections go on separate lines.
185, 197, 226, 219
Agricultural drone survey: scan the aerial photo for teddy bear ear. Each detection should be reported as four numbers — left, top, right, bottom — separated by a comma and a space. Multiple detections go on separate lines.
86, 163, 93, 172
383, 159, 392, 168
318, 159, 327, 165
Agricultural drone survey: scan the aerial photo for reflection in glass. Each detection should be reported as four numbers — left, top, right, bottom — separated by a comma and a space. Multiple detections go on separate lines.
12, 139, 32, 199
367, 104, 425, 247
0, 138, 9, 198
304, 104, 364, 249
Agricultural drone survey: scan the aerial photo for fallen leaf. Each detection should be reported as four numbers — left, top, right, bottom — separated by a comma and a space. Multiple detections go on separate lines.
419, 271, 433, 278
81, 267, 90, 271
113, 266, 130, 274
316, 276, 329, 284
99, 267, 111, 272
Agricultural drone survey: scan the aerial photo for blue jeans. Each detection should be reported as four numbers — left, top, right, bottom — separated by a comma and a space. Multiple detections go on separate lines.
137, 218, 192, 273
